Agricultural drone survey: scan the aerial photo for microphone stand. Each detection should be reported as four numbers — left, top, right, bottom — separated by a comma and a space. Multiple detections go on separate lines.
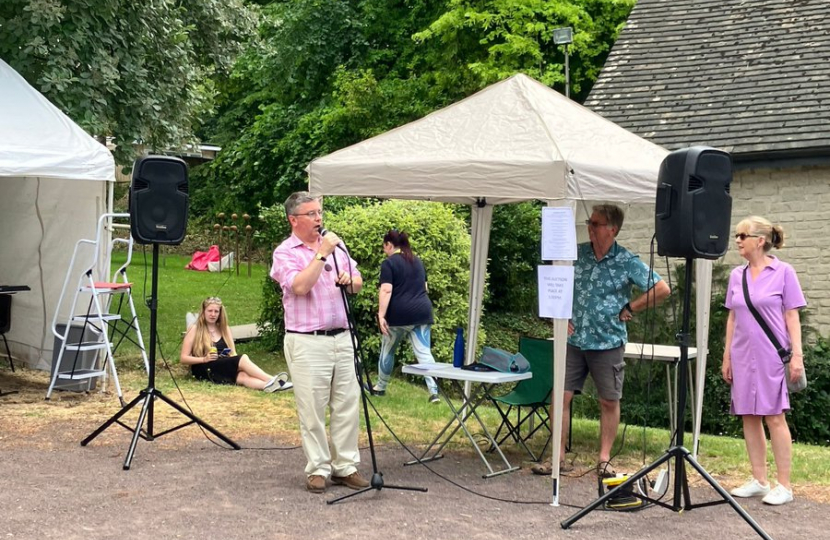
325, 237, 427, 504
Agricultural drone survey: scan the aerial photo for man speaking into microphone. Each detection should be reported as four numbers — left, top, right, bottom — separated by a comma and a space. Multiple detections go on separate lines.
270, 191, 368, 494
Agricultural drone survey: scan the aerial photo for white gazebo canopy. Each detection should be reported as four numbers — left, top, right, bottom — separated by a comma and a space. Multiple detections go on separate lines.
308, 73, 713, 502
0, 58, 114, 370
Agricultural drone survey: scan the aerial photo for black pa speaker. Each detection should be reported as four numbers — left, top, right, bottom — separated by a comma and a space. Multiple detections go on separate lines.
655, 146, 733, 259
129, 156, 189, 245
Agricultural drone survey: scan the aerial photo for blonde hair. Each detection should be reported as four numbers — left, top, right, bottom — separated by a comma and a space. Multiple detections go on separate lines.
192, 297, 232, 357
736, 216, 785, 252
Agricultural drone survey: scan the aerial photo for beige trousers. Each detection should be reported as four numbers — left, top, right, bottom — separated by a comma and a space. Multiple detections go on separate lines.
284, 332, 361, 477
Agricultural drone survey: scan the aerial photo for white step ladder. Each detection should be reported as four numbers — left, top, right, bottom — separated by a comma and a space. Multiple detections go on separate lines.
46, 214, 149, 403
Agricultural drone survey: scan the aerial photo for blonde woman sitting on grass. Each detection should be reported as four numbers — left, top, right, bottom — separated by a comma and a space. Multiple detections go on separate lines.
181, 297, 292, 392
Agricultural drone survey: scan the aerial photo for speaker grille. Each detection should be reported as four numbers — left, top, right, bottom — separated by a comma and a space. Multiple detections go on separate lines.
688, 175, 703, 191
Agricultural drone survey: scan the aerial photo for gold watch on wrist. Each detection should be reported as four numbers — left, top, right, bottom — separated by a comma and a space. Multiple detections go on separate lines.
315, 252, 327, 262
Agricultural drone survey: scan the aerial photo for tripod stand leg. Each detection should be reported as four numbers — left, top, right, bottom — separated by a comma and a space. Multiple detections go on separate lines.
683, 454, 773, 540
561, 450, 672, 529
155, 390, 240, 449
81, 244, 237, 469
81, 391, 145, 446
327, 468, 428, 505
326, 485, 378, 504
123, 391, 154, 470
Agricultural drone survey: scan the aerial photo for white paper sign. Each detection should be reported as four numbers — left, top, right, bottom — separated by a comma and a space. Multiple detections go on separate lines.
541, 206, 577, 261
537, 265, 574, 319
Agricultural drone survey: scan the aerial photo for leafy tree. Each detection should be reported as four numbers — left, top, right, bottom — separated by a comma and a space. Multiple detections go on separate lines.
193, 1, 454, 209
413, 0, 635, 101
0, 0, 256, 164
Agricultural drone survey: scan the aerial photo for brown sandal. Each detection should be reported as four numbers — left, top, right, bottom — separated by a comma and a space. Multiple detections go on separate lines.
596, 460, 616, 478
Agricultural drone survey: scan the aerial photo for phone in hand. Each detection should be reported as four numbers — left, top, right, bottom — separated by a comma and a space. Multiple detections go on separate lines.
220, 348, 232, 356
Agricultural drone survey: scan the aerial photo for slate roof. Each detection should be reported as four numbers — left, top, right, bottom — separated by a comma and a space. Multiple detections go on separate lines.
586, 0, 830, 162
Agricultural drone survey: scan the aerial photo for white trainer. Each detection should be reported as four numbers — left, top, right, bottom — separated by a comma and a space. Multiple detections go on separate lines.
762, 485, 793, 505
263, 372, 293, 393
730, 478, 771, 498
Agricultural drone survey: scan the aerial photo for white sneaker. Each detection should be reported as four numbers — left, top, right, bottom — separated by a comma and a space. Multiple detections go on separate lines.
264, 372, 293, 393
762, 485, 793, 505
730, 478, 771, 498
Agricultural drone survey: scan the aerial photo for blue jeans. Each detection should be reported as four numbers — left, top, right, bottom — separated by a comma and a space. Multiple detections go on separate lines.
376, 324, 438, 395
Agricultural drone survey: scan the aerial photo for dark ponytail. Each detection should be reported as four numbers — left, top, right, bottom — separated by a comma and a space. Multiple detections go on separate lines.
383, 229, 414, 263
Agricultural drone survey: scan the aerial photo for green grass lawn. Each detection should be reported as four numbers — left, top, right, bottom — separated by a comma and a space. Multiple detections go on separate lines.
105, 250, 830, 491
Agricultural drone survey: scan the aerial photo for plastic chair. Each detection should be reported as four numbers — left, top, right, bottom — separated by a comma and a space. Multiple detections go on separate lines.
490, 336, 553, 461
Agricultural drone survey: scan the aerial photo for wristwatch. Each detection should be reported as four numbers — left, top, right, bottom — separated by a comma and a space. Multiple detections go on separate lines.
315, 252, 327, 262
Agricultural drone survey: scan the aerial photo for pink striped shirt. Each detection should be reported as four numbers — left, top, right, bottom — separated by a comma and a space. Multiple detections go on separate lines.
270, 233, 361, 332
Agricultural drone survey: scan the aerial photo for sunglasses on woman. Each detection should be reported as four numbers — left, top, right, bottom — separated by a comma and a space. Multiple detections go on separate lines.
734, 233, 762, 241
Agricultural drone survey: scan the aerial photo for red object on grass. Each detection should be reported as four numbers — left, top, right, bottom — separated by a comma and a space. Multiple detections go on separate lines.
185, 245, 221, 271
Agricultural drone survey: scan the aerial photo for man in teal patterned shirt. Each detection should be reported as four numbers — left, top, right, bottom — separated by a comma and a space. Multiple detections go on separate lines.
533, 204, 671, 477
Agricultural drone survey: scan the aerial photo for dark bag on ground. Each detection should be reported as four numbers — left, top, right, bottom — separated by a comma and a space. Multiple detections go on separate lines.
478, 346, 530, 374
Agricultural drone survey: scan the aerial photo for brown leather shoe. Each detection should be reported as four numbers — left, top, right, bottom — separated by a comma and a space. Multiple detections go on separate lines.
331, 471, 370, 490
530, 460, 574, 476
306, 475, 326, 493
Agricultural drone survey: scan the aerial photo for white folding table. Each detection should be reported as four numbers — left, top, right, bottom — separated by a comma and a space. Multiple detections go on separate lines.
402, 363, 532, 478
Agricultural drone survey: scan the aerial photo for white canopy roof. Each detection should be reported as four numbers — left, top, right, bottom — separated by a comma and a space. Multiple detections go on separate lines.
0, 58, 113, 181
308, 73, 668, 204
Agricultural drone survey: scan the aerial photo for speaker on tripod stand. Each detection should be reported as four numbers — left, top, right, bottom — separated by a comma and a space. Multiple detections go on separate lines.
83, 156, 239, 469
562, 147, 773, 540
655, 146, 732, 260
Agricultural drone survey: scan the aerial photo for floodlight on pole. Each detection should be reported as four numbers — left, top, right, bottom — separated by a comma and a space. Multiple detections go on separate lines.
553, 27, 573, 98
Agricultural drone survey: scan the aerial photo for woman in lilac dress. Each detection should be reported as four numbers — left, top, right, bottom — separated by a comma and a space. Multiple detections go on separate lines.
722, 216, 806, 506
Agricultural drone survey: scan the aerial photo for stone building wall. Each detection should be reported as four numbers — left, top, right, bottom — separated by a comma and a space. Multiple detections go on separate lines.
615, 164, 830, 337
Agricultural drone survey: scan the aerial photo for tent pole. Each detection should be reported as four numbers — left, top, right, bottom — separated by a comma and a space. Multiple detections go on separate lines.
463, 202, 493, 399
693, 258, 713, 458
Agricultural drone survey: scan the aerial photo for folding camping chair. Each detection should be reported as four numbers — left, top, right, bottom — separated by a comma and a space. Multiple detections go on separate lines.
490, 336, 554, 461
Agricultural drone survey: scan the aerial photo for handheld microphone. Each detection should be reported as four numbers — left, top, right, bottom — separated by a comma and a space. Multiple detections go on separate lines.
318, 226, 346, 251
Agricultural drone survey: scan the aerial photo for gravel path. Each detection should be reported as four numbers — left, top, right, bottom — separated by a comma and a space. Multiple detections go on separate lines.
0, 420, 825, 540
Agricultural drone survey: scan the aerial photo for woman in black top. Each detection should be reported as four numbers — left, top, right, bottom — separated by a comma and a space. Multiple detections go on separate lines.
181, 297, 291, 392
374, 231, 439, 403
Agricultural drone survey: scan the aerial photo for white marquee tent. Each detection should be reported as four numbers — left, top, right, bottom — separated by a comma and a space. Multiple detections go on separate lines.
0, 58, 114, 371
308, 73, 716, 502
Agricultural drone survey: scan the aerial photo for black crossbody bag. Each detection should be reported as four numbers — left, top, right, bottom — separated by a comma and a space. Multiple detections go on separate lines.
741, 267, 807, 393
